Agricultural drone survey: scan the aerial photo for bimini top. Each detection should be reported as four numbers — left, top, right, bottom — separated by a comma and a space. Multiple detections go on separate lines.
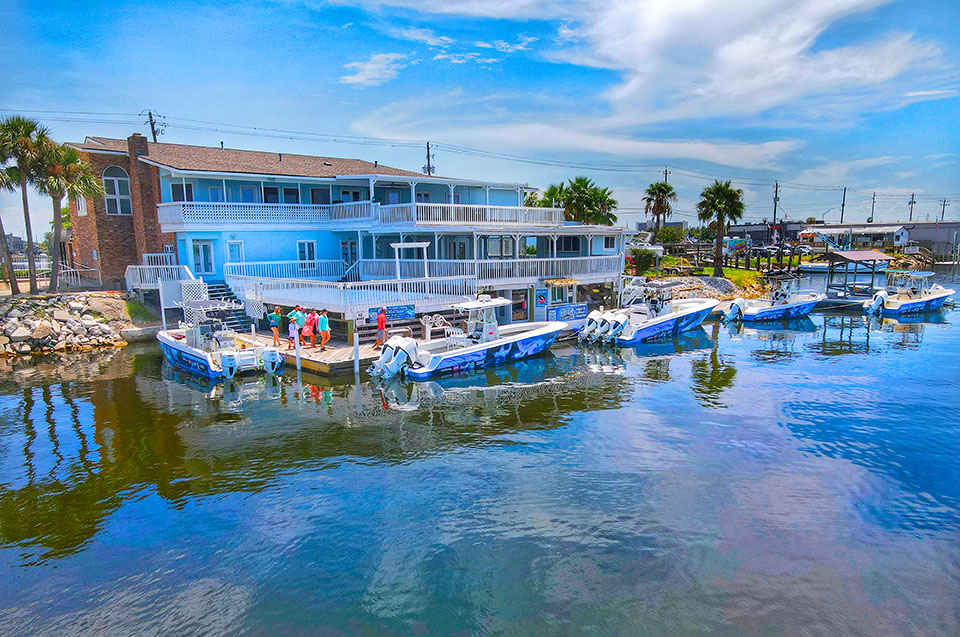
178, 299, 244, 312
453, 295, 512, 311
885, 270, 935, 278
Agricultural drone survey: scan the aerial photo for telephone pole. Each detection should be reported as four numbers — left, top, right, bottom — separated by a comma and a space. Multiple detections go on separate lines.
147, 110, 159, 142
839, 186, 846, 223
663, 166, 670, 183
908, 192, 916, 222
869, 192, 876, 222
423, 142, 435, 176
942, 199, 950, 221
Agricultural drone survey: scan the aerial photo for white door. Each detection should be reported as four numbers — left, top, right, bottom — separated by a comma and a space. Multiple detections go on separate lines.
341, 239, 358, 265
226, 241, 244, 263
192, 241, 214, 275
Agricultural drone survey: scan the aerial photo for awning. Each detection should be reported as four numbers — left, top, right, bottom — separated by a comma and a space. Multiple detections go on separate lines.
544, 278, 579, 287
823, 250, 893, 263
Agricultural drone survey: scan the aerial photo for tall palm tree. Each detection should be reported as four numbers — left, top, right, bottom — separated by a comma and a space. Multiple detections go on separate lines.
564, 176, 598, 223
642, 181, 676, 239
696, 180, 745, 277
0, 168, 20, 294
588, 186, 618, 225
0, 116, 49, 293
35, 140, 103, 291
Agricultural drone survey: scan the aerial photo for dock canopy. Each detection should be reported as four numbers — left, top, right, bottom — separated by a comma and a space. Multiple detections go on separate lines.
544, 278, 579, 287
823, 250, 893, 263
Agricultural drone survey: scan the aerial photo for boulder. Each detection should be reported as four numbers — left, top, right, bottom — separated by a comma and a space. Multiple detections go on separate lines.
3, 321, 17, 337
53, 309, 72, 323
121, 326, 160, 342
30, 322, 54, 341
67, 301, 84, 312
85, 297, 130, 322
14, 342, 32, 355
0, 335, 7, 346
7, 308, 24, 319
10, 327, 32, 343
81, 318, 100, 330
53, 340, 66, 351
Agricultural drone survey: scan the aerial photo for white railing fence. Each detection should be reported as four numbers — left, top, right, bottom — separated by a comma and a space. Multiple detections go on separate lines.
59, 261, 102, 287
158, 200, 374, 226
354, 255, 621, 284
413, 203, 565, 226
143, 252, 176, 266
124, 264, 196, 291
222, 260, 347, 282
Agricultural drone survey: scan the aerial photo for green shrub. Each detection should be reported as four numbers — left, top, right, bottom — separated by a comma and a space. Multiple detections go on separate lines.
655, 225, 686, 244
630, 248, 657, 275
126, 299, 156, 323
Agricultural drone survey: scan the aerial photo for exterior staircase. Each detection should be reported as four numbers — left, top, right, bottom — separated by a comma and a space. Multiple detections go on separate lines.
206, 282, 254, 332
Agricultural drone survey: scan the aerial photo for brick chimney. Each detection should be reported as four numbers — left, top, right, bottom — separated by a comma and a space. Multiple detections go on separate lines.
127, 133, 149, 156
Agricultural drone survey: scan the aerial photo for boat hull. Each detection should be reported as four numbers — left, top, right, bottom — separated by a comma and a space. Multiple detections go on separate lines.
158, 331, 221, 379
742, 295, 824, 322
405, 322, 565, 380
880, 289, 954, 315
616, 300, 719, 347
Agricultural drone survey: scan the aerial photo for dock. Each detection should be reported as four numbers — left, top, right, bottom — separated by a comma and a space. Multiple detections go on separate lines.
252, 333, 380, 375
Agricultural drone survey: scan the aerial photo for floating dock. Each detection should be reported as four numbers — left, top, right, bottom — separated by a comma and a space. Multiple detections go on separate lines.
252, 333, 380, 375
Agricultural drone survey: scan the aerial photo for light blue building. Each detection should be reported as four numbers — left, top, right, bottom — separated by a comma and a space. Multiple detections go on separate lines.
98, 137, 628, 333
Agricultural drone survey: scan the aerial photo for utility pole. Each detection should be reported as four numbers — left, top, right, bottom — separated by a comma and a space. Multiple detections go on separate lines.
869, 192, 876, 222
423, 142, 435, 176
147, 110, 159, 142
663, 166, 670, 183
908, 192, 916, 222
941, 199, 949, 221
839, 187, 846, 223
771, 181, 779, 245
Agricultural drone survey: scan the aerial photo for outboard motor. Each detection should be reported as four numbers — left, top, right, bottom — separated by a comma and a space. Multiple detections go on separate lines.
369, 336, 419, 379
220, 351, 240, 379
591, 311, 617, 342
864, 290, 887, 315
579, 309, 604, 341
263, 347, 283, 375
724, 298, 746, 322
602, 311, 629, 343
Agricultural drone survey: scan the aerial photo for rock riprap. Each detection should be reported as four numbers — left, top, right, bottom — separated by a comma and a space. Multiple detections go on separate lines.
0, 292, 135, 357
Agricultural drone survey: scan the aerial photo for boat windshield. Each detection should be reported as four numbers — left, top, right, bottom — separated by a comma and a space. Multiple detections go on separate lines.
885, 271, 934, 295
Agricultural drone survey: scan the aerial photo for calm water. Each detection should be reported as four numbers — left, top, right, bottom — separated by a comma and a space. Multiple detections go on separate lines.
1, 277, 959, 635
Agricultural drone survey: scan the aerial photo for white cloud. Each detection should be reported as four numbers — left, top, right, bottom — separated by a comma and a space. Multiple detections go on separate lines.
391, 26, 454, 47
490, 36, 538, 53
339, 53, 409, 86
434, 52, 500, 64
795, 156, 896, 185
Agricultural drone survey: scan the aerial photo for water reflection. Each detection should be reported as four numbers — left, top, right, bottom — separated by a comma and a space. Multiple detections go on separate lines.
689, 323, 738, 408
808, 311, 947, 357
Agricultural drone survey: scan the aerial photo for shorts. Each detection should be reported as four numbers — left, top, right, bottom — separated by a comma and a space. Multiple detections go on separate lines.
377, 328, 386, 339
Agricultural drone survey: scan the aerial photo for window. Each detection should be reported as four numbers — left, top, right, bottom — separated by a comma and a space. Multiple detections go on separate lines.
171, 182, 194, 202
341, 189, 361, 202
297, 240, 317, 263
240, 186, 257, 203
558, 236, 580, 252
103, 166, 132, 215
486, 236, 515, 258
282, 187, 300, 204
386, 190, 401, 205
162, 244, 175, 254
210, 186, 228, 202
604, 236, 616, 250
551, 286, 567, 303
263, 186, 280, 203
76, 196, 87, 217
415, 192, 430, 203
310, 187, 331, 205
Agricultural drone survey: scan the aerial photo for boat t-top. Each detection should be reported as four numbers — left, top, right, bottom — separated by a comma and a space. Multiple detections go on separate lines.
157, 299, 283, 379
863, 270, 954, 315
580, 279, 719, 346
369, 295, 566, 380
725, 272, 824, 322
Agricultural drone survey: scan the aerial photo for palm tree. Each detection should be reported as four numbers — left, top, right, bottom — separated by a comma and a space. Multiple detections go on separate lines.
587, 186, 618, 225
0, 116, 49, 293
34, 140, 103, 291
564, 176, 599, 223
642, 181, 676, 239
696, 180, 745, 277
0, 168, 20, 293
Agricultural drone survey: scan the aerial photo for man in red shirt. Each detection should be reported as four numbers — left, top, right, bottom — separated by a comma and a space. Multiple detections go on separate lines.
374, 307, 387, 349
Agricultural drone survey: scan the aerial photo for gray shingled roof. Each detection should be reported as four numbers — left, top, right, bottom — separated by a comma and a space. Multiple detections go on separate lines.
70, 136, 425, 179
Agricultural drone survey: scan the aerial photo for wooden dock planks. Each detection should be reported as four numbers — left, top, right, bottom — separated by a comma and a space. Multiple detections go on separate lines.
253, 333, 380, 375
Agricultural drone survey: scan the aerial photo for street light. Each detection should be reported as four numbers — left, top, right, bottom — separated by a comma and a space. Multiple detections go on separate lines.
820, 208, 835, 221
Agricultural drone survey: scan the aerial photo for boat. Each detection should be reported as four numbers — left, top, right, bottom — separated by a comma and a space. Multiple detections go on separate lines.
157, 300, 283, 379
368, 295, 566, 380
580, 280, 719, 346
725, 272, 825, 322
863, 271, 955, 315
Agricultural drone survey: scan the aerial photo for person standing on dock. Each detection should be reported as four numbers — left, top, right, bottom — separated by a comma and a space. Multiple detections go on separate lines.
375, 307, 387, 350
267, 306, 282, 346
318, 309, 331, 351
304, 309, 318, 348
286, 306, 306, 350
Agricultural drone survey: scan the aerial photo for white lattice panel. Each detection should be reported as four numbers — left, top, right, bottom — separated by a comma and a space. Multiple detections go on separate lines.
180, 280, 209, 324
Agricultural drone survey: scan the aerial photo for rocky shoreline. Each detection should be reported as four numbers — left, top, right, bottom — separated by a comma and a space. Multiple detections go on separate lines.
0, 292, 144, 357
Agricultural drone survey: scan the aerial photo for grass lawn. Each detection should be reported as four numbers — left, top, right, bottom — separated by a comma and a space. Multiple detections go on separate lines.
126, 299, 157, 323
695, 267, 763, 288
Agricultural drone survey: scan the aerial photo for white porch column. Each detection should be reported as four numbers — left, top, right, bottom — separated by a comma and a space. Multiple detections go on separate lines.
484, 186, 490, 205
393, 244, 401, 280
448, 183, 456, 203
422, 245, 429, 279
369, 177, 376, 202
222, 178, 227, 202
516, 187, 522, 206
410, 182, 417, 205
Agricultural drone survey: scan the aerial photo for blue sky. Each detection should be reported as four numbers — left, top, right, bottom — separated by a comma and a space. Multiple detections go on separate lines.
2, 0, 959, 236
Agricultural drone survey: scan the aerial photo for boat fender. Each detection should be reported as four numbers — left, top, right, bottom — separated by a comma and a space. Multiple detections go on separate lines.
221, 351, 240, 379
263, 347, 283, 375
724, 298, 746, 322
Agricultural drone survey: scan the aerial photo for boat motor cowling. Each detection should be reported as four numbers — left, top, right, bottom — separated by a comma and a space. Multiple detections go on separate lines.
220, 351, 240, 379
579, 310, 604, 341
602, 312, 629, 342
864, 290, 888, 315
590, 311, 618, 342
724, 298, 746, 322
263, 347, 283, 375
369, 336, 420, 379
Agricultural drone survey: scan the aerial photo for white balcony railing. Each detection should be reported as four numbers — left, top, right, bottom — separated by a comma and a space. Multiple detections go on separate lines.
377, 203, 565, 227
359, 255, 622, 284
142, 252, 176, 266
222, 260, 347, 282
124, 264, 196, 291
158, 200, 374, 227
